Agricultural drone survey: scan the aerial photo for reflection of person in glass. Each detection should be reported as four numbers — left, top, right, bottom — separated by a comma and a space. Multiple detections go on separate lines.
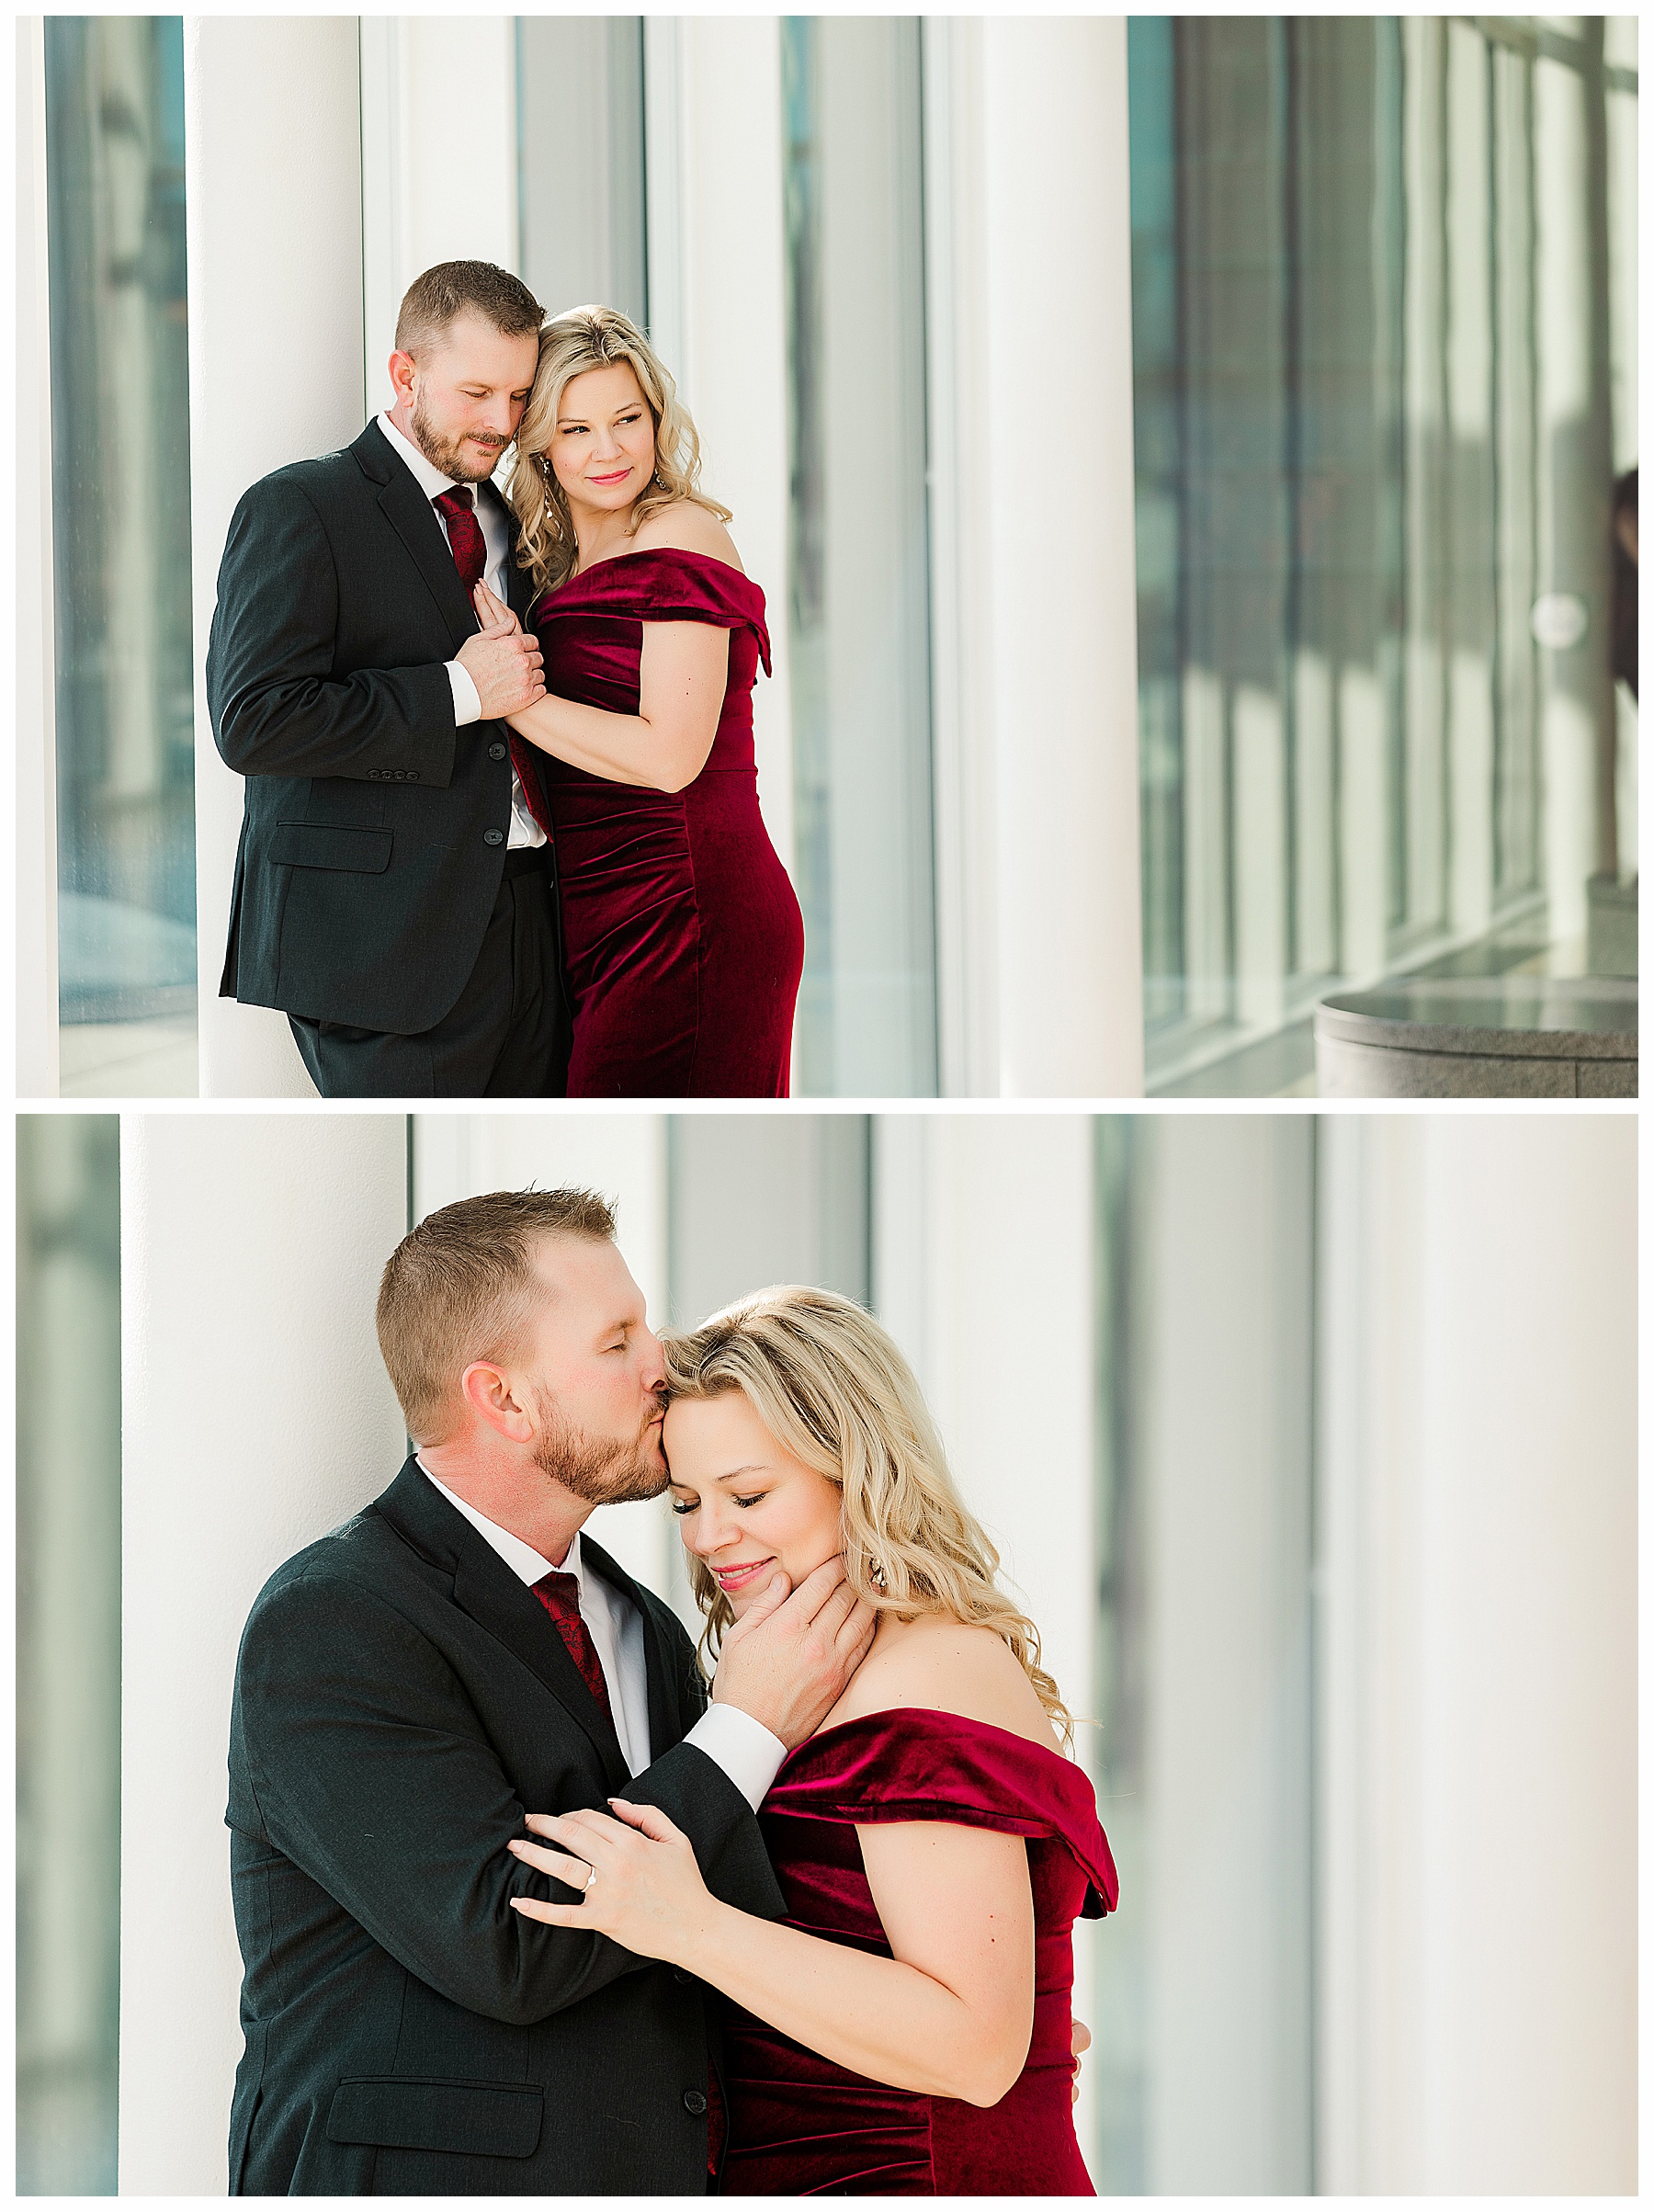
471, 308, 804, 1097
1611, 467, 1637, 701
209, 262, 566, 1098
509, 1289, 1118, 2196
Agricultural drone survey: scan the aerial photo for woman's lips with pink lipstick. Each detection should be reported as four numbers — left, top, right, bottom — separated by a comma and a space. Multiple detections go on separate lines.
713, 1555, 776, 1594
589, 466, 631, 486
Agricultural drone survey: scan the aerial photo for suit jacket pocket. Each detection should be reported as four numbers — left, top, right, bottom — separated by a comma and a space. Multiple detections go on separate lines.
271, 823, 394, 873
325, 2076, 543, 2159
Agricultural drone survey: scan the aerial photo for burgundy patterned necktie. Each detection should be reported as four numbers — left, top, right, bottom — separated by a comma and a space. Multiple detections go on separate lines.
530, 1571, 615, 1724
432, 484, 552, 837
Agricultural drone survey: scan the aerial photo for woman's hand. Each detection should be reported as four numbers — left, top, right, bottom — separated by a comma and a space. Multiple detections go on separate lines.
472, 579, 520, 634
508, 1798, 722, 1968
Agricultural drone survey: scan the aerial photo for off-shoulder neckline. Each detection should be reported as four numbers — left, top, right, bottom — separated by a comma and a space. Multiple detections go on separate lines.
545, 546, 753, 595
784, 1705, 1077, 1773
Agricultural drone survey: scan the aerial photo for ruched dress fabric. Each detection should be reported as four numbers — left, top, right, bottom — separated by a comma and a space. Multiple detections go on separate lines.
719, 1709, 1120, 2196
530, 550, 804, 1096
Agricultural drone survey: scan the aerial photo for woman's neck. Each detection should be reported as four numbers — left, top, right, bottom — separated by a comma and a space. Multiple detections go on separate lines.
570, 500, 639, 573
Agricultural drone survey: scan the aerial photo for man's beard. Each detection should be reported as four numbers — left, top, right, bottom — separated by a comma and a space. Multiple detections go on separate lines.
531, 1393, 668, 1508
410, 391, 507, 484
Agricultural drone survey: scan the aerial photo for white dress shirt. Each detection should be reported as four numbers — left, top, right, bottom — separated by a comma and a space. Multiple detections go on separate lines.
376, 410, 544, 850
419, 1466, 787, 1811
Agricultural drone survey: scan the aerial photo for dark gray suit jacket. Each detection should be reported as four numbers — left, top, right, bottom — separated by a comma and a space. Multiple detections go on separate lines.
226, 1458, 785, 2195
208, 420, 551, 1034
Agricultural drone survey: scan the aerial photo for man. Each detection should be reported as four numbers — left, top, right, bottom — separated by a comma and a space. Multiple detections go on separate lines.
227, 1188, 875, 2193
209, 261, 566, 1097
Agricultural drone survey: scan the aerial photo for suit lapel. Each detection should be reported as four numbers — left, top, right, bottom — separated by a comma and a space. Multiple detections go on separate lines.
372, 1459, 630, 1791
581, 1534, 691, 1759
488, 481, 536, 622
450, 1548, 632, 1794
353, 418, 480, 652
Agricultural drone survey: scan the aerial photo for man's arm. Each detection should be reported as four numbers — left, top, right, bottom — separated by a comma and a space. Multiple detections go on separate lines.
207, 477, 542, 786
233, 1567, 772, 2027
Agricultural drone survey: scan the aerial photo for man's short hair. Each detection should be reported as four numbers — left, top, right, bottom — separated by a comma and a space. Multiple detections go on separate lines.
395, 260, 544, 359
376, 1186, 616, 1443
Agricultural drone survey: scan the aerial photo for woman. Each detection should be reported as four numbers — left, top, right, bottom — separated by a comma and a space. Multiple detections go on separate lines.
476, 305, 803, 1096
508, 1288, 1118, 2195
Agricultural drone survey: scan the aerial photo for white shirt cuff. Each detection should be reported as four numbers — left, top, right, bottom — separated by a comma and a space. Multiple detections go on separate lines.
447, 659, 481, 727
682, 1703, 788, 1813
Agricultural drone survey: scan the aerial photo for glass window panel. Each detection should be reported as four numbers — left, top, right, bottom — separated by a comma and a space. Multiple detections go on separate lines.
17, 1117, 122, 2194
1091, 1117, 1315, 2190
515, 19, 647, 327
667, 1113, 869, 1327
44, 18, 197, 1091
782, 17, 937, 1096
1128, 17, 1631, 1091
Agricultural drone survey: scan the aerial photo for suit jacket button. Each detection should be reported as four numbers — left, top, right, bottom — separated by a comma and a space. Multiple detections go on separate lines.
489, 742, 507, 761
673, 1968, 693, 1984
483, 828, 504, 846
683, 2091, 708, 2116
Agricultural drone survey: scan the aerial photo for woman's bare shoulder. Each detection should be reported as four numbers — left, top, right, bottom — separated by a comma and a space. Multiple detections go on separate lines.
629, 499, 743, 572
831, 1613, 1062, 1751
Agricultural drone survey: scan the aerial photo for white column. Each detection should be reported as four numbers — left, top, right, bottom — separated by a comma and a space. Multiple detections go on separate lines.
359, 17, 519, 403
653, 18, 794, 871
119, 1113, 409, 2192
410, 1112, 673, 1601
184, 17, 367, 1097
927, 19, 1144, 1096
1317, 1114, 1637, 2194
871, 1115, 1099, 2132
17, 17, 61, 1098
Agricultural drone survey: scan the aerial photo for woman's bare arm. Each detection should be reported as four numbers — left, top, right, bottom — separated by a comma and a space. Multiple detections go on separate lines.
509, 1622, 1058, 2104
481, 577, 730, 794
514, 1803, 1035, 2105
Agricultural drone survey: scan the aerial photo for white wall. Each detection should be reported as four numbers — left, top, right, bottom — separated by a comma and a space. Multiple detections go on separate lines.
410, 1111, 674, 1601
184, 17, 366, 1097
650, 18, 795, 874
360, 17, 518, 407
872, 1114, 1101, 2141
927, 19, 1144, 1097
1317, 1112, 1637, 2193
119, 1114, 409, 2192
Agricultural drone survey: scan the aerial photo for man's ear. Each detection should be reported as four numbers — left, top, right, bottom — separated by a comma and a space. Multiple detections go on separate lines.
459, 1358, 534, 1445
388, 348, 417, 410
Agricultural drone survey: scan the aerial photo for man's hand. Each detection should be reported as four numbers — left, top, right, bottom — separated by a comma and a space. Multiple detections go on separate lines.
457, 607, 545, 720
710, 1560, 877, 1750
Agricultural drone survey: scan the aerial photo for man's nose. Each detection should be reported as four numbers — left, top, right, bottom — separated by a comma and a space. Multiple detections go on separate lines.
639, 1327, 666, 1393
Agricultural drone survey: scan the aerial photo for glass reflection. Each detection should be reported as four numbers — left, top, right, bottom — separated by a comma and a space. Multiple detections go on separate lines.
17, 1117, 122, 2194
45, 17, 197, 1082
1130, 16, 1633, 1091
782, 17, 938, 1096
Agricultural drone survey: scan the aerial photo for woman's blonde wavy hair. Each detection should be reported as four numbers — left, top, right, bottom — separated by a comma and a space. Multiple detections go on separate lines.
505, 304, 731, 597
662, 1286, 1074, 1751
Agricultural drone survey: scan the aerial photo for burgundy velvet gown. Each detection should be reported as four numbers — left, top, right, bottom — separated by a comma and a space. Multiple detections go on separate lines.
719, 1710, 1120, 2196
530, 549, 804, 1097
